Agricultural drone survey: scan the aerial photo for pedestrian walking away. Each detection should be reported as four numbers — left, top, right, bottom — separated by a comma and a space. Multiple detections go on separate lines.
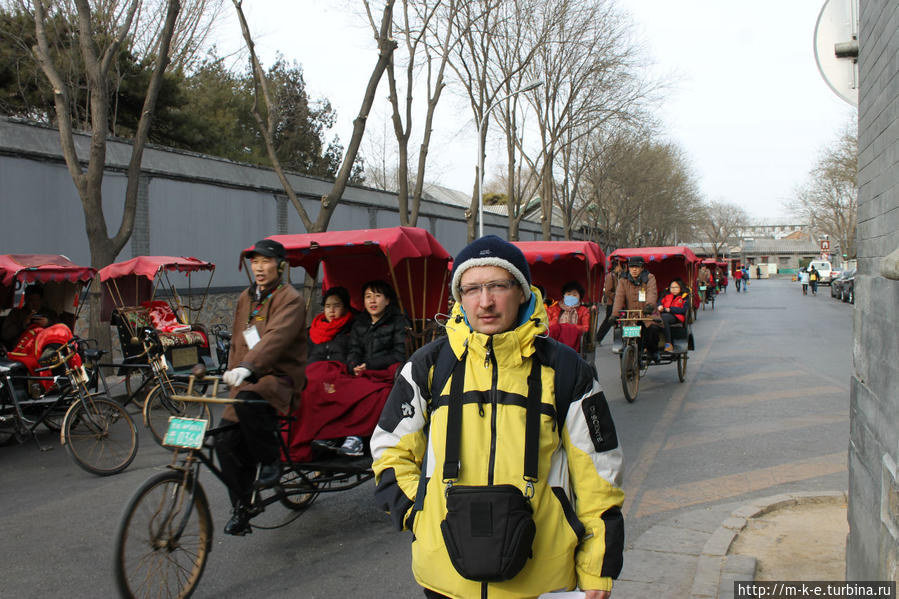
372, 235, 625, 599
734, 266, 743, 292
809, 266, 820, 295
800, 269, 809, 295
216, 238, 308, 536
756, 265, 761, 279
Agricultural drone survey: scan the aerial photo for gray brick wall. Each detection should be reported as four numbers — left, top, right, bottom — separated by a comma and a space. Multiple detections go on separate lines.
847, 0, 899, 580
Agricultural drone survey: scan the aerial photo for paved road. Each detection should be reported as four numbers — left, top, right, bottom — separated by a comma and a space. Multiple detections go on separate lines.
0, 277, 851, 598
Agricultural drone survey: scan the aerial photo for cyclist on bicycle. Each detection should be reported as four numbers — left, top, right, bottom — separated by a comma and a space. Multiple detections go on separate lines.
218, 239, 308, 536
611, 256, 659, 360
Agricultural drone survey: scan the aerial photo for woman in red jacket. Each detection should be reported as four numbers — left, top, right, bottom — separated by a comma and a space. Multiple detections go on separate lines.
656, 279, 688, 353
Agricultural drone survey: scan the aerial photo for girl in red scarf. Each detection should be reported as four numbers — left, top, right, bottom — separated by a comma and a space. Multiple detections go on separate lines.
307, 287, 353, 363
657, 279, 688, 353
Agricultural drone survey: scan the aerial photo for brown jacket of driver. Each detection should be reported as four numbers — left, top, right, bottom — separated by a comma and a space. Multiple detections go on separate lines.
224, 284, 307, 421
612, 270, 658, 323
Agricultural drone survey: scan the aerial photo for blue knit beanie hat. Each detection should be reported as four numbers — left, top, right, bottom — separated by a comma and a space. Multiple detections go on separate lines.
450, 235, 532, 303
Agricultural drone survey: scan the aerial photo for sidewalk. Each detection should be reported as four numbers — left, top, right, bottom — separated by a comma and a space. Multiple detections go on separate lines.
612, 492, 848, 599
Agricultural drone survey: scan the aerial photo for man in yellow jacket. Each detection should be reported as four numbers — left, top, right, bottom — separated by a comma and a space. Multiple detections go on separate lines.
372, 236, 624, 599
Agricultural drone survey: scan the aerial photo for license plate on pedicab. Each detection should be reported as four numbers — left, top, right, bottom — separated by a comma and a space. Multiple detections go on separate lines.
699, 285, 707, 291
622, 326, 642, 338
163, 417, 208, 450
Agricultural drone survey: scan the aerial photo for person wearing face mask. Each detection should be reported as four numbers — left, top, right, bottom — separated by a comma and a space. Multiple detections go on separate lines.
546, 281, 592, 351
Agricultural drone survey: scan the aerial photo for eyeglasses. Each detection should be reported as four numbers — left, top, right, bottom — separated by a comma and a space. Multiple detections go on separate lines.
459, 279, 518, 298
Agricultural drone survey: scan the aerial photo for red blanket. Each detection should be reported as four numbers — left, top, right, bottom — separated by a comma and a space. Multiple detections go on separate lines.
284, 361, 399, 462
548, 322, 582, 352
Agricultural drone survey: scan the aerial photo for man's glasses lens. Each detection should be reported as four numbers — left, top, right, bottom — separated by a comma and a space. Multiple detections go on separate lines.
460, 280, 517, 297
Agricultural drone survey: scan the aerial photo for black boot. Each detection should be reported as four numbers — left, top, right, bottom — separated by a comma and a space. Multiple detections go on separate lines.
254, 460, 282, 489
224, 504, 252, 536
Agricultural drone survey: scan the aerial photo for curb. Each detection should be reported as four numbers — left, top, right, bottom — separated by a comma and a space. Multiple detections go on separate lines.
689, 491, 847, 599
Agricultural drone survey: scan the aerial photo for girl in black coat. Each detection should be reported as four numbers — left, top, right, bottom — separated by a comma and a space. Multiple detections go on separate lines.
346, 280, 408, 375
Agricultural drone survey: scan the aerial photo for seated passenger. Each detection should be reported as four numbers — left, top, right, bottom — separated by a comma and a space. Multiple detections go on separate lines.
647, 279, 688, 356
546, 281, 592, 351
312, 280, 407, 458
307, 286, 354, 364
1, 284, 58, 349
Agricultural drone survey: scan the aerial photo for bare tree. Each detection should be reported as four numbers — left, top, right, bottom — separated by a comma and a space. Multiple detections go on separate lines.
448, 0, 542, 241
25, 0, 184, 339
581, 126, 704, 251
702, 200, 749, 259
526, 0, 649, 239
789, 124, 858, 259
233, 0, 396, 233
385, 0, 463, 226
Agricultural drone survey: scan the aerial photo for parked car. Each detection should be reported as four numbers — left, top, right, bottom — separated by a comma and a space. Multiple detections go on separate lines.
831, 269, 854, 298
808, 259, 834, 284
841, 269, 856, 304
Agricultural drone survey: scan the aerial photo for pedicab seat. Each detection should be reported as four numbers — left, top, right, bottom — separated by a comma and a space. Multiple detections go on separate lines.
112, 305, 208, 351
0, 359, 27, 375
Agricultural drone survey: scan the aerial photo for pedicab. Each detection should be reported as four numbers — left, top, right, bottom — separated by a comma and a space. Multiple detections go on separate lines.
716, 260, 729, 293
113, 227, 452, 599
607, 246, 699, 402
0, 254, 138, 475
511, 240, 605, 361
98, 255, 220, 445
700, 259, 718, 310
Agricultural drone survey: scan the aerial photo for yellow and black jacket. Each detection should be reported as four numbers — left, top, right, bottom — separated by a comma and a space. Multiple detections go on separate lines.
371, 292, 625, 599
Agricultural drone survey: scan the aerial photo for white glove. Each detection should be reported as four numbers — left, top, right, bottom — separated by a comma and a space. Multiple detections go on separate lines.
223, 367, 251, 387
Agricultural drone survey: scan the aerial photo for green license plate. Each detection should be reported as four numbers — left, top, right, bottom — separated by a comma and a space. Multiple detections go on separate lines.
622, 325, 642, 338
163, 417, 208, 450
699, 285, 707, 291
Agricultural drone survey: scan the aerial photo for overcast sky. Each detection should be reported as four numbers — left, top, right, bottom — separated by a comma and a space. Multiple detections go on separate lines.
213, 0, 856, 223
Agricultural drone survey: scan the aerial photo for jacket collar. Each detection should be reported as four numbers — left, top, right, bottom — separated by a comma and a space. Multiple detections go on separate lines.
445, 286, 548, 367
624, 270, 649, 286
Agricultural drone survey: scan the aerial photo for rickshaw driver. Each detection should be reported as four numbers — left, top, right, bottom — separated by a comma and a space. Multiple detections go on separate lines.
217, 239, 308, 536
698, 264, 711, 302
611, 256, 659, 360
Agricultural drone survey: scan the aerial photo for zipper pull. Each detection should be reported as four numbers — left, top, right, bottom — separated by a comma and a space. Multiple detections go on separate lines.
484, 338, 492, 369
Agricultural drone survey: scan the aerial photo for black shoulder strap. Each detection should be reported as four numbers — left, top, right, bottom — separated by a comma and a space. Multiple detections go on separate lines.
442, 353, 467, 481
523, 357, 542, 482
428, 336, 456, 407
442, 349, 543, 484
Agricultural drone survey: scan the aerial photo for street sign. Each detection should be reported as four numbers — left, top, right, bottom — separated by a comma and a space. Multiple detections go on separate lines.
821, 239, 831, 251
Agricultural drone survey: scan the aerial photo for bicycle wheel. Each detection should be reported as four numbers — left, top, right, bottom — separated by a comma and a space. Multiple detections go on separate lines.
62, 396, 138, 476
41, 390, 74, 432
279, 468, 321, 511
114, 470, 212, 599
677, 354, 688, 382
620, 343, 639, 403
143, 381, 211, 446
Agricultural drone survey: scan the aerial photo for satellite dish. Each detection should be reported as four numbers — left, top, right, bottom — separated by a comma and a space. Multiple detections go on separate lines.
814, 0, 859, 106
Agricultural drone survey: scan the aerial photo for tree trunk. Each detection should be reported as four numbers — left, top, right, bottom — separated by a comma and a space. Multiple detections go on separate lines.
541, 154, 553, 240
319, 0, 397, 233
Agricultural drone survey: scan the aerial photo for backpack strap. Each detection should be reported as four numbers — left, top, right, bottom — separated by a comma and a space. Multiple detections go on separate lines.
441, 353, 467, 481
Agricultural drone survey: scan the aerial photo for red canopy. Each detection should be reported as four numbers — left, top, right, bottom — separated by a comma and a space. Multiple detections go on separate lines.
511, 241, 606, 303
249, 227, 452, 322
608, 246, 701, 308
98, 256, 215, 320
98, 256, 214, 282
0, 254, 96, 288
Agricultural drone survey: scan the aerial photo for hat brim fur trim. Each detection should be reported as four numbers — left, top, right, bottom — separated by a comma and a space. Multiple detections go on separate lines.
451, 257, 531, 303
